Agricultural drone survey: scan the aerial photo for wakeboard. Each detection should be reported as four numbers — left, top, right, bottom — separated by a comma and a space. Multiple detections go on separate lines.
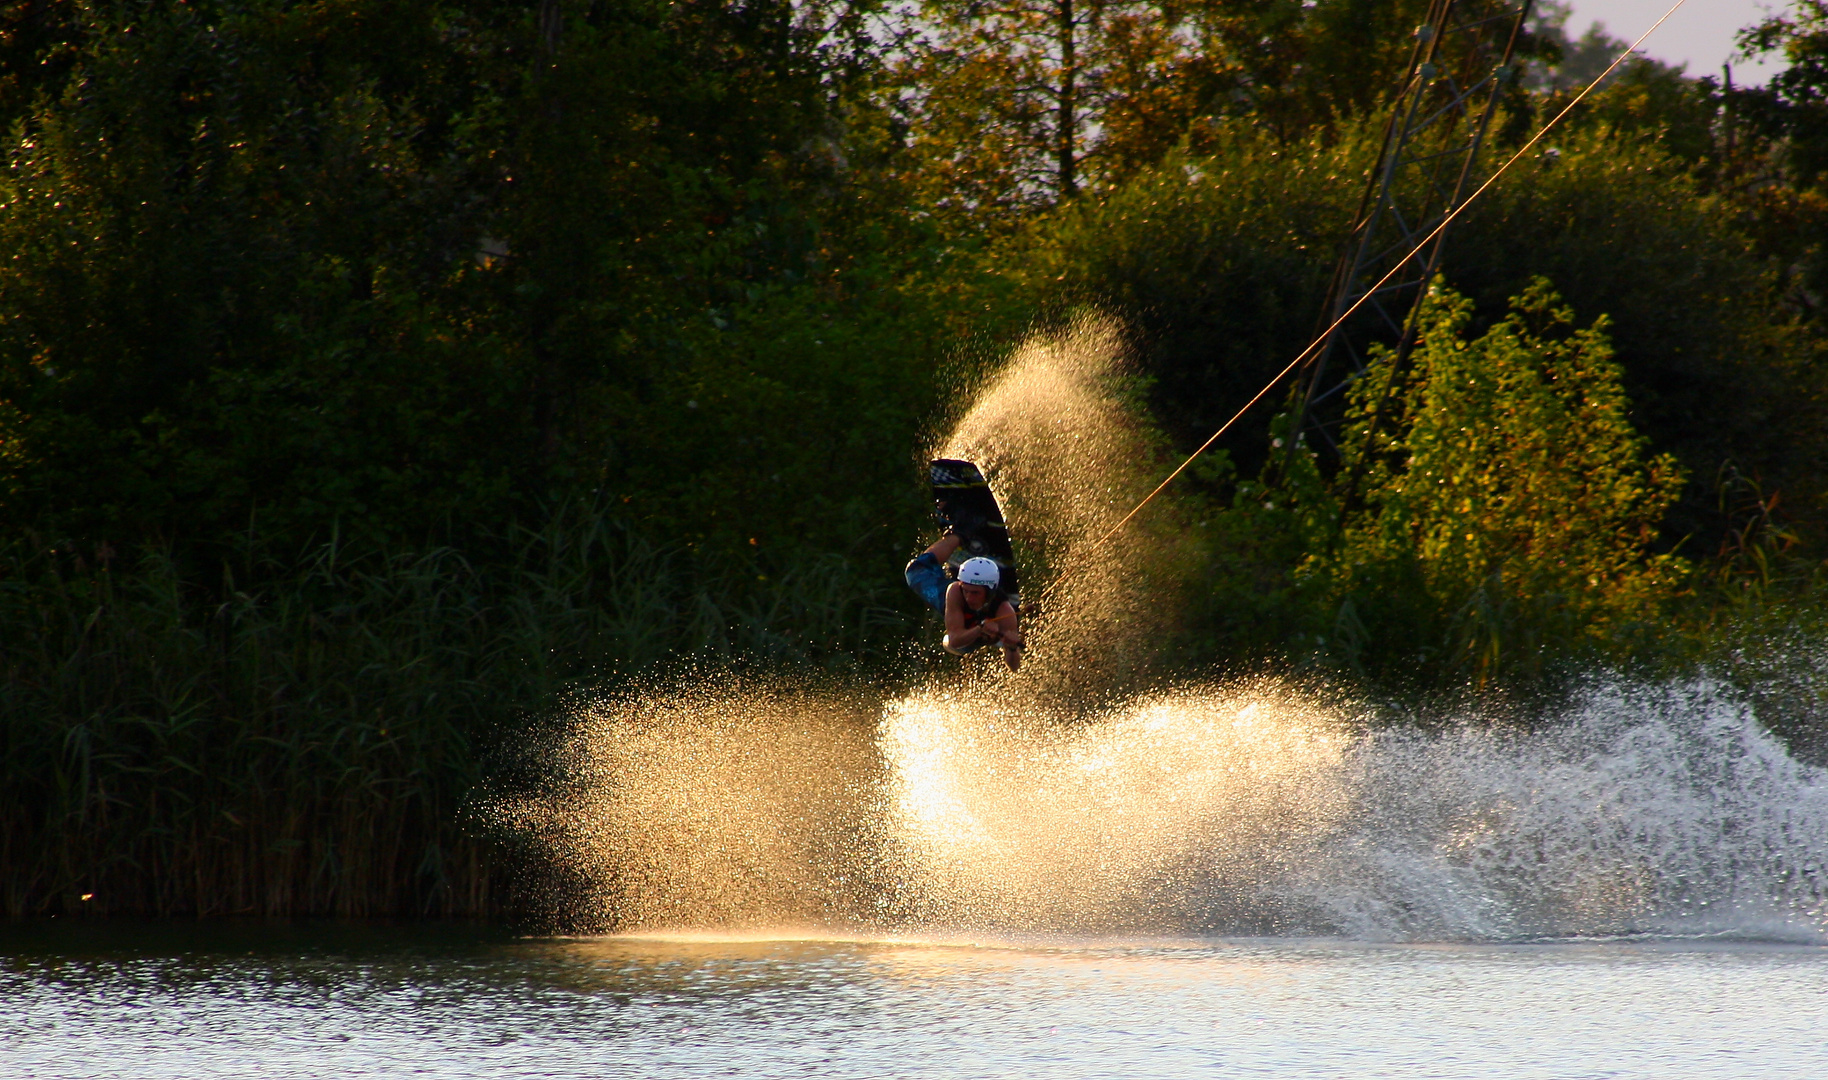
929, 458, 1021, 605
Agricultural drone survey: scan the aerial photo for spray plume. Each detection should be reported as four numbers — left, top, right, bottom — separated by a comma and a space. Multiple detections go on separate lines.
488, 323, 1828, 944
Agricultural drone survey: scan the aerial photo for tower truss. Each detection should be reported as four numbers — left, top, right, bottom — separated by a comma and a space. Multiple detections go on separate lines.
1289, 0, 1535, 458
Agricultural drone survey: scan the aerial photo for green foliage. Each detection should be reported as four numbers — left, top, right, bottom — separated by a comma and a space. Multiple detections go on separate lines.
1738, 0, 1828, 188
876, 0, 1490, 229
0, 0, 927, 560
1311, 280, 1688, 682
984, 116, 1828, 559
0, 504, 912, 917
1171, 281, 1701, 685
996, 126, 1366, 475
579, 273, 950, 560
6, 0, 1828, 915
1447, 130, 1824, 543
0, 0, 966, 919
0, 1, 504, 544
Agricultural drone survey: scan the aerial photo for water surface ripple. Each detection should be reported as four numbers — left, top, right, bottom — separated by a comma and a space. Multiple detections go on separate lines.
4, 925, 1825, 1078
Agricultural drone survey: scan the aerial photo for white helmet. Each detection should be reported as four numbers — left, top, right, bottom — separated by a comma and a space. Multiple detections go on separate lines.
958, 557, 1000, 588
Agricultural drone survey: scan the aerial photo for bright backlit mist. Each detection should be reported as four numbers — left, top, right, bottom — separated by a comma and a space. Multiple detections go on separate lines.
490, 322, 1828, 944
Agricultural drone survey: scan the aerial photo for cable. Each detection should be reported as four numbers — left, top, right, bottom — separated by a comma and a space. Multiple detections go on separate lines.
1032, 0, 1689, 606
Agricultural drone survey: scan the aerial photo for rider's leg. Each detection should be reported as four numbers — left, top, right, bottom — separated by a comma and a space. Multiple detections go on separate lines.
904, 533, 964, 614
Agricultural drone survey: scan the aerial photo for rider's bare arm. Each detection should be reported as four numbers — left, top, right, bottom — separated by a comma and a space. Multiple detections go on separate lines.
988, 602, 1022, 671
943, 584, 1011, 655
993, 603, 1022, 646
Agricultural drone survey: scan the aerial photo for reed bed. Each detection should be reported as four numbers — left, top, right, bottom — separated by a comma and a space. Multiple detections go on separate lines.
0, 510, 911, 917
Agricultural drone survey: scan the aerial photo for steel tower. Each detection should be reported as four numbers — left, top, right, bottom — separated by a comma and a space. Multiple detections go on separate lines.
1288, 0, 1536, 462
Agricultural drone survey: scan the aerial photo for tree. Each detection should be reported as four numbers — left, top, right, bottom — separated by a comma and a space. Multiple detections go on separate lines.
1738, 0, 1828, 188
1318, 280, 1688, 678
880, 0, 1438, 229
884, 0, 1164, 220
0, 0, 904, 556
1523, 0, 1683, 93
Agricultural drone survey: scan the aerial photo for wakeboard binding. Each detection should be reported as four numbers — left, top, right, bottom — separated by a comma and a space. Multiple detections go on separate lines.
929, 458, 1021, 605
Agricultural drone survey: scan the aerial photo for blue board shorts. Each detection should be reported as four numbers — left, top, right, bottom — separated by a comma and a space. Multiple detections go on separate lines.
905, 552, 950, 614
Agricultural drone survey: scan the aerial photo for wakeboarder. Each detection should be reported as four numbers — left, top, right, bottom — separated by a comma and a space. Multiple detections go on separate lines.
905, 534, 1024, 671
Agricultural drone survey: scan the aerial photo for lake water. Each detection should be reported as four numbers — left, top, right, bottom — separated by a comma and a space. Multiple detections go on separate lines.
4, 923, 1826, 1079
12, 676, 1828, 1077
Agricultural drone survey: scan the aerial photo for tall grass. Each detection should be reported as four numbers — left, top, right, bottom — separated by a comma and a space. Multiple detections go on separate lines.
0, 507, 912, 917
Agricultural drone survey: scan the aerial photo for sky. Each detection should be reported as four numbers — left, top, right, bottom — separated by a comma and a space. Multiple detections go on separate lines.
1565, 0, 1783, 84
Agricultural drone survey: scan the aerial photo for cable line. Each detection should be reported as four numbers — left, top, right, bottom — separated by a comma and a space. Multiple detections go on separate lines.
1032, 0, 1689, 606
